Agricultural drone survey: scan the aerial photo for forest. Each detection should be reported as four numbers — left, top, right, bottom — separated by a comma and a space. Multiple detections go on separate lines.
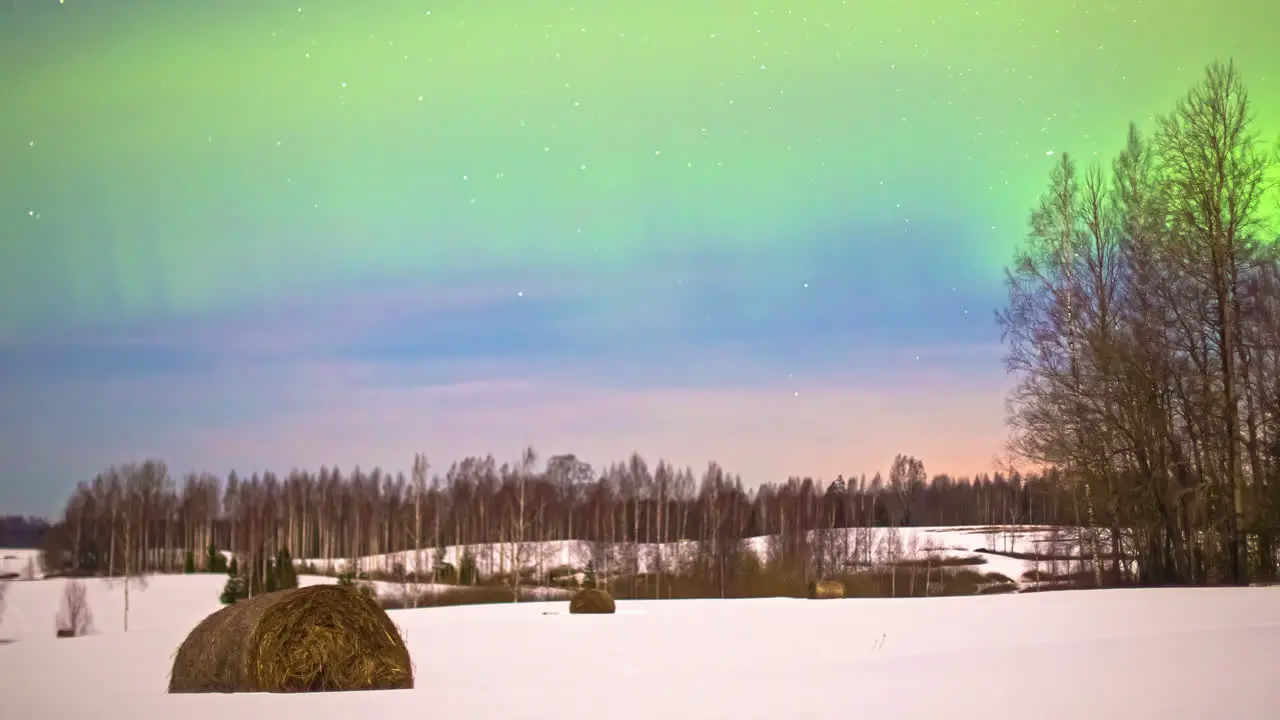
37, 452, 1071, 593
28, 60, 1280, 593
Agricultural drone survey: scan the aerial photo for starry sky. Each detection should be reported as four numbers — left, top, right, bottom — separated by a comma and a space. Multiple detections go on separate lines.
1, 0, 1277, 515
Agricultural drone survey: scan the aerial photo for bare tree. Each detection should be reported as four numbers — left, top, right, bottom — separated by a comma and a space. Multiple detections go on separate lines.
410, 454, 428, 607
1155, 60, 1272, 584
110, 462, 156, 632
56, 580, 93, 638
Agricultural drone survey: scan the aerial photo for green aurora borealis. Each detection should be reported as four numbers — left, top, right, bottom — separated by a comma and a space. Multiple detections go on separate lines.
1, 0, 1279, 514
3, 0, 1276, 334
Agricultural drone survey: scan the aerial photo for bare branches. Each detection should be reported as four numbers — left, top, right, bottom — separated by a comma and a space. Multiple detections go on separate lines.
56, 580, 93, 638
1000, 59, 1280, 585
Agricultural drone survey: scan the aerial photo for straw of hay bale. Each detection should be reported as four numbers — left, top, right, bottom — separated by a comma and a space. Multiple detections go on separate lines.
168, 584, 413, 693
807, 579, 845, 599
568, 588, 616, 614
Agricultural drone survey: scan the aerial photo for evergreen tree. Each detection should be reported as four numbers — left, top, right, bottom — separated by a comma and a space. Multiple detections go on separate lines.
220, 557, 244, 605
337, 567, 357, 589
183, 550, 195, 574
275, 548, 298, 590
206, 544, 227, 573
459, 551, 478, 585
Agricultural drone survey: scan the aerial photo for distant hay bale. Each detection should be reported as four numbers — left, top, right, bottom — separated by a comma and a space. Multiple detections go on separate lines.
568, 588, 616, 614
168, 584, 413, 694
807, 579, 845, 599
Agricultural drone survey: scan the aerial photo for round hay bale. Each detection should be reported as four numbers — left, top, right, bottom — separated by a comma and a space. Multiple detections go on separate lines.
568, 588, 616, 614
168, 584, 413, 694
806, 579, 845, 599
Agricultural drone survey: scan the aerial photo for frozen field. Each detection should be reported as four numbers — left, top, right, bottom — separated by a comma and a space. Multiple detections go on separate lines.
2, 572, 1278, 719
0, 526, 1120, 591
302, 524, 1106, 589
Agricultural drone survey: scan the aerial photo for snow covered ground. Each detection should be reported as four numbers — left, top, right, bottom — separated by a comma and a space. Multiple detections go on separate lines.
0, 525, 1109, 590
2, 572, 1278, 719
0, 547, 42, 579
303, 524, 1098, 588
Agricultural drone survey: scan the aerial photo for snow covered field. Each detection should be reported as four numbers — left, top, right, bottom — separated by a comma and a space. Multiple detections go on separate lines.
0, 547, 41, 579
0, 525, 1117, 591
2, 572, 1278, 719
303, 524, 1102, 589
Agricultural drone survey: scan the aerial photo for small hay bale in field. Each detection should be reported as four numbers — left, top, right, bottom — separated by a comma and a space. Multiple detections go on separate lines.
168, 584, 413, 694
807, 579, 845, 599
568, 588, 616, 614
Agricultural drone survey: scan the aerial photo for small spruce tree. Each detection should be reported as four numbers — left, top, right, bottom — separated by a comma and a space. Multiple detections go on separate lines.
337, 567, 357, 589
184, 550, 196, 574
459, 551, 478, 585
206, 544, 227, 573
275, 548, 298, 590
220, 557, 245, 605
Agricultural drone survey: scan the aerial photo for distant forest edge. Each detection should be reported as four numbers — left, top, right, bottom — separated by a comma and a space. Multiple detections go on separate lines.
0, 516, 49, 549
14, 59, 1280, 590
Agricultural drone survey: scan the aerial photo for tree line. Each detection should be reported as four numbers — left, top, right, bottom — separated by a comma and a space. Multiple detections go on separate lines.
999, 59, 1280, 586
38, 451, 1069, 587
0, 516, 49, 549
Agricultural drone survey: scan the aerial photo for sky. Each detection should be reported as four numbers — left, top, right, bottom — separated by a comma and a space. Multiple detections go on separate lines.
1, 0, 1278, 516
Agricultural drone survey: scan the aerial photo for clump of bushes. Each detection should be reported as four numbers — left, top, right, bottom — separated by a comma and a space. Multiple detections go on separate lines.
380, 585, 560, 609
220, 548, 299, 605
337, 567, 377, 600
56, 580, 93, 638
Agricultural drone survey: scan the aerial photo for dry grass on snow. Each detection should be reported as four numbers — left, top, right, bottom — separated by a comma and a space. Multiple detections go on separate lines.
807, 580, 845, 599
569, 588, 616, 614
